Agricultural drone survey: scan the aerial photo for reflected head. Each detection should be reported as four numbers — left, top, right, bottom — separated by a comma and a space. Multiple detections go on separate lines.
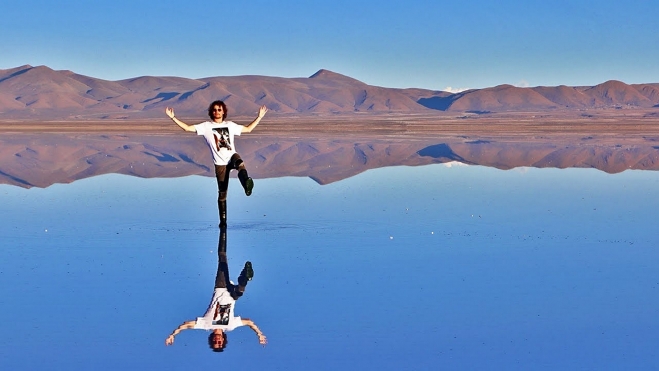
208, 331, 228, 352
208, 100, 228, 121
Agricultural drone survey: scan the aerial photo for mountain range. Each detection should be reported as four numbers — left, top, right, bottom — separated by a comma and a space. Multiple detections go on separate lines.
1, 65, 659, 121
2, 134, 659, 188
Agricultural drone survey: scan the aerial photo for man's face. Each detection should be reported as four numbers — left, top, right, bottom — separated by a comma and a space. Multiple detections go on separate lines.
212, 105, 224, 121
211, 332, 225, 349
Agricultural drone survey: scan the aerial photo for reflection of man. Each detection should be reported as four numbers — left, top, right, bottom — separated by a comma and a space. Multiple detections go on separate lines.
165, 101, 268, 228
165, 228, 267, 351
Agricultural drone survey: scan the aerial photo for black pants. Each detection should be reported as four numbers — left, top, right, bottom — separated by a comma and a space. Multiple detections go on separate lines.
214, 153, 247, 202
214, 227, 250, 300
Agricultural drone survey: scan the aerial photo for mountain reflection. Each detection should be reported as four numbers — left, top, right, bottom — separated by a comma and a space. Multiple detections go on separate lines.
2, 133, 659, 188
165, 227, 267, 351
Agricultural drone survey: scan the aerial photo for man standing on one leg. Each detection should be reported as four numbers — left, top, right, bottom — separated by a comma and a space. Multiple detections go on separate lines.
166, 101, 267, 228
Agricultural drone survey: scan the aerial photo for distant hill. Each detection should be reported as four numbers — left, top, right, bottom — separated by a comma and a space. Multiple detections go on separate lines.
2, 134, 659, 188
1, 64, 658, 120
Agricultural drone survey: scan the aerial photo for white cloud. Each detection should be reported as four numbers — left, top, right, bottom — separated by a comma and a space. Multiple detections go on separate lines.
516, 80, 530, 88
443, 86, 470, 93
442, 161, 469, 168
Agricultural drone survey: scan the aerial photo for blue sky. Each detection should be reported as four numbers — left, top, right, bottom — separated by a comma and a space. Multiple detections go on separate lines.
2, 0, 658, 90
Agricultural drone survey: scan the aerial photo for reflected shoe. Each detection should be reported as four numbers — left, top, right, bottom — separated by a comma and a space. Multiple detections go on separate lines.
243, 261, 254, 281
245, 177, 254, 196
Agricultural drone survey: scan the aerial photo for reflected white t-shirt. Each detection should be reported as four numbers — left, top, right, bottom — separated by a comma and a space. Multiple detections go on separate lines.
194, 288, 244, 331
194, 121, 243, 166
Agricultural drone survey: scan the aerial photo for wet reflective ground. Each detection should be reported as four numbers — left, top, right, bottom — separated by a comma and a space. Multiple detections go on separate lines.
2, 137, 659, 370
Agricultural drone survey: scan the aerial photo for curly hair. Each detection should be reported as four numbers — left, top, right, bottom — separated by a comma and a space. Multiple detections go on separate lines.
208, 100, 228, 121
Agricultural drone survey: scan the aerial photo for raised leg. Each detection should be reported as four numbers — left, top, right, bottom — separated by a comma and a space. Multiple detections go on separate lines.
229, 153, 253, 196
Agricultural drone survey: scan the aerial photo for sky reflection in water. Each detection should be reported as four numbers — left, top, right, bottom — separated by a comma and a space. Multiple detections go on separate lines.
2, 161, 659, 370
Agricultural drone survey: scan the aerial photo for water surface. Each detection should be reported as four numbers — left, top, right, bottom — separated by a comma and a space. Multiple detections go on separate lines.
2, 135, 659, 370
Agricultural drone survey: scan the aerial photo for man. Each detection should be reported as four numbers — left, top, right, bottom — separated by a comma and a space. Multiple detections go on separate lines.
165, 228, 267, 351
166, 102, 268, 228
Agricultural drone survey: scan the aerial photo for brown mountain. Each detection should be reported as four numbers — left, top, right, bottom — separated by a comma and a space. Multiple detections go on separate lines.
1, 64, 659, 120
531, 85, 592, 108
582, 80, 654, 107
447, 84, 559, 112
2, 134, 659, 189
632, 83, 659, 103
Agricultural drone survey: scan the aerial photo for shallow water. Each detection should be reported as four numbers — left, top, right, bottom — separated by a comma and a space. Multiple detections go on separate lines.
2, 137, 659, 370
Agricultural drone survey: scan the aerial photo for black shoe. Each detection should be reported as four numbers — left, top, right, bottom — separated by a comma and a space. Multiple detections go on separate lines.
218, 200, 227, 229
245, 178, 254, 196
243, 261, 254, 281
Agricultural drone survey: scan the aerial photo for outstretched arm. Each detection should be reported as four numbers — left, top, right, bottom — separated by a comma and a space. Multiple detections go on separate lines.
242, 318, 267, 345
241, 105, 268, 133
166, 107, 196, 132
165, 320, 196, 346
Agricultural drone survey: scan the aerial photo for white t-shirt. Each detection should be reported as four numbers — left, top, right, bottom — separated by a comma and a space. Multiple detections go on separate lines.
194, 288, 244, 331
194, 121, 243, 166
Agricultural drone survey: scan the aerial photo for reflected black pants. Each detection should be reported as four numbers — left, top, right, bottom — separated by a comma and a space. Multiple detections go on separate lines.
214, 227, 250, 300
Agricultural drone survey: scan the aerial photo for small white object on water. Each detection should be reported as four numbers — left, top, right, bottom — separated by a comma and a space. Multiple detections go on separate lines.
45, 229, 48, 232
389, 236, 393, 240
431, 231, 434, 234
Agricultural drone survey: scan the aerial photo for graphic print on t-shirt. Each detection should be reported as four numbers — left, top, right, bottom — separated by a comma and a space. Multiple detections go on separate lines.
212, 128, 232, 151
213, 303, 232, 326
